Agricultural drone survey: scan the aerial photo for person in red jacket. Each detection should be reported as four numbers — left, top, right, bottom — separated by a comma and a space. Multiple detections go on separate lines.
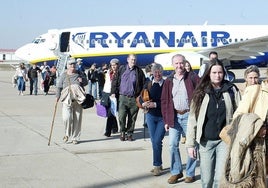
161, 54, 200, 184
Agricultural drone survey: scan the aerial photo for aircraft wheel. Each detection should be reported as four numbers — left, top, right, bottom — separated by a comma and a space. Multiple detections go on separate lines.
227, 71, 236, 82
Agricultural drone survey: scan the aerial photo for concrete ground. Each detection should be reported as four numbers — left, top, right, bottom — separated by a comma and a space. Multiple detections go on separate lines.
0, 67, 267, 188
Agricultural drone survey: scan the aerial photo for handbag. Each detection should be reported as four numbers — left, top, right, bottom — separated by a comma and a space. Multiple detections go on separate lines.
96, 102, 107, 117
136, 81, 152, 108
136, 89, 150, 108
81, 94, 95, 109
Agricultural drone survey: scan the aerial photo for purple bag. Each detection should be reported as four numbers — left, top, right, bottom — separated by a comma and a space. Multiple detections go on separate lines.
96, 102, 107, 117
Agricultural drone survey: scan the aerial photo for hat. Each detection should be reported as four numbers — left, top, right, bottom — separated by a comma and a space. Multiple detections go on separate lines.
110, 58, 119, 64
67, 58, 76, 65
77, 58, 83, 62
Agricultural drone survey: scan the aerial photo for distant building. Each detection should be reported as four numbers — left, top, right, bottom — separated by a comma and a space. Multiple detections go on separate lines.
0, 49, 21, 64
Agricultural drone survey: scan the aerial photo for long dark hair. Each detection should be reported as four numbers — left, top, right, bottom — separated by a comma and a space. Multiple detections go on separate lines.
192, 59, 226, 118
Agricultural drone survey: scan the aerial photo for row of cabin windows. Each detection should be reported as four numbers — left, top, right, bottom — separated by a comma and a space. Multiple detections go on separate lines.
75, 37, 248, 45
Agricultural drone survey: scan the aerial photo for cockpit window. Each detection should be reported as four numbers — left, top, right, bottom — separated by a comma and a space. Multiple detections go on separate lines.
32, 39, 40, 44
32, 38, 46, 44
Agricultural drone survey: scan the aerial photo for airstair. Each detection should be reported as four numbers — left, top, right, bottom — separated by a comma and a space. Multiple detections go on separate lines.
55, 53, 70, 84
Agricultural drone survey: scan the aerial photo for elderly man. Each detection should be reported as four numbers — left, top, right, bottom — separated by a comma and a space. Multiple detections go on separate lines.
111, 54, 145, 141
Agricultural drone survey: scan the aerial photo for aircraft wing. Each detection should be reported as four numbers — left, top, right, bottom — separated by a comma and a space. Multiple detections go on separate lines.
198, 35, 268, 60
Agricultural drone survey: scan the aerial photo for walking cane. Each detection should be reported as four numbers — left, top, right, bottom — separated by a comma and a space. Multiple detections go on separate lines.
48, 101, 58, 146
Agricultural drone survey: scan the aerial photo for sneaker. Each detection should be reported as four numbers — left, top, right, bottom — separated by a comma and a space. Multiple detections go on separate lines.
181, 136, 186, 144
72, 140, 78, 144
168, 173, 183, 184
151, 166, 163, 176
150, 165, 163, 172
63, 136, 68, 143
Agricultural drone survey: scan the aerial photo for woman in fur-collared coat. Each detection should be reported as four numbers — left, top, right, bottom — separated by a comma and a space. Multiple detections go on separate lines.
220, 68, 268, 188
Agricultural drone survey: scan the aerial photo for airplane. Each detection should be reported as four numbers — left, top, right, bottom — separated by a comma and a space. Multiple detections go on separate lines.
15, 25, 268, 78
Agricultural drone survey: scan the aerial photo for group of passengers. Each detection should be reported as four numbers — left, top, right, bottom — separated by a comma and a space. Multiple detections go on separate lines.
13, 61, 56, 96
53, 51, 268, 187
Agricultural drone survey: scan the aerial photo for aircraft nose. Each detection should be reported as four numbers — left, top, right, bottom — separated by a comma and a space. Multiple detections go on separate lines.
15, 44, 34, 61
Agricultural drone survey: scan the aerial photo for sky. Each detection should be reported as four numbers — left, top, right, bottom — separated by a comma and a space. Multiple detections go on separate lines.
1, 0, 268, 49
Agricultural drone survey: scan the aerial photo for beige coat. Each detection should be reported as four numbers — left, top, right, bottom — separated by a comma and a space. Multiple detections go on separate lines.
60, 84, 86, 106
233, 80, 268, 121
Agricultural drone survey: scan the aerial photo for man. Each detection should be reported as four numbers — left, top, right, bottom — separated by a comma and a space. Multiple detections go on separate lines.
161, 54, 200, 184
27, 64, 41, 95
76, 58, 85, 73
198, 51, 229, 80
111, 54, 145, 141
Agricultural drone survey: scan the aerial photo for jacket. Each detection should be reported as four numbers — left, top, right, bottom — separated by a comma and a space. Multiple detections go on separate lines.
111, 64, 145, 98
233, 80, 268, 121
186, 82, 241, 147
161, 71, 200, 127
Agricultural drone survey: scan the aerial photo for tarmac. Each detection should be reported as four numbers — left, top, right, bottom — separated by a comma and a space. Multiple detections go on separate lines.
0, 67, 266, 188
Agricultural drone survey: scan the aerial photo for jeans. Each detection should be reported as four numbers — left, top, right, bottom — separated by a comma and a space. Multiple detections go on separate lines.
17, 76, 25, 91
199, 139, 227, 188
169, 112, 197, 177
29, 77, 38, 95
146, 113, 166, 167
88, 81, 98, 99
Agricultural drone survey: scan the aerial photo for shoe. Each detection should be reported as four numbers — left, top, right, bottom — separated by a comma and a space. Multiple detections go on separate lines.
168, 173, 183, 184
151, 166, 163, 176
181, 136, 186, 144
104, 132, 111, 137
72, 140, 78, 144
120, 132, 125, 141
127, 135, 134, 141
112, 129, 118, 134
150, 165, 163, 173
63, 136, 68, 143
184, 176, 195, 183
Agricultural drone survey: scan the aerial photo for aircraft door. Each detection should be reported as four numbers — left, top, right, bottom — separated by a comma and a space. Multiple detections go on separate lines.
60, 32, 70, 52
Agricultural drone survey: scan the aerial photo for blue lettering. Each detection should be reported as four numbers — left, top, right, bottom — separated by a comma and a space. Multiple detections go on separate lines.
211, 31, 230, 47
111, 32, 131, 48
177, 32, 198, 47
201, 31, 207, 47
86, 30, 231, 49
154, 32, 175, 47
89, 32, 109, 48
130, 32, 152, 48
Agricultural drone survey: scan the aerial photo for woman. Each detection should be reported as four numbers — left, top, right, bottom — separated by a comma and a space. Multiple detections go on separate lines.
186, 59, 241, 188
240, 65, 260, 95
14, 62, 28, 95
56, 58, 88, 144
185, 60, 193, 72
223, 68, 268, 187
102, 58, 119, 137
142, 63, 166, 176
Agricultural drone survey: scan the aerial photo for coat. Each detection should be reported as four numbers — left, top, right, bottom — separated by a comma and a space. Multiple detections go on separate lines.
220, 113, 266, 188
233, 80, 268, 121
